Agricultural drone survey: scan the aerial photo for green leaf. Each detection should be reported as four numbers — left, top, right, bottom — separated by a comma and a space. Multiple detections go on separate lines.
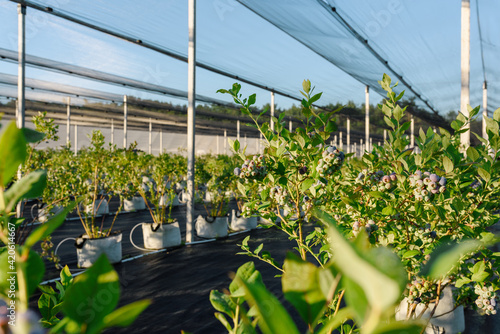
316, 307, 354, 334
478, 167, 491, 183
419, 239, 482, 279
21, 127, 45, 143
372, 321, 425, 334
309, 92, 322, 105
302, 80, 311, 94
470, 261, 485, 274
342, 276, 369, 323
384, 116, 395, 129
340, 196, 357, 208
294, 133, 306, 149
315, 210, 406, 313
237, 182, 246, 197
60, 266, 73, 287
214, 312, 233, 332
210, 290, 236, 316
23, 202, 76, 250
247, 94, 256, 106
282, 253, 326, 326
466, 147, 480, 161
455, 277, 471, 288
254, 243, 263, 256
229, 262, 257, 294
442, 156, 454, 174
301, 178, 314, 193
103, 299, 151, 328
233, 139, 241, 153
393, 104, 404, 121
25, 250, 45, 296
402, 250, 421, 259
4, 170, 47, 213
493, 108, 500, 122
485, 117, 499, 135
0, 122, 27, 186
367, 191, 385, 199
62, 255, 120, 328
471, 271, 490, 283
325, 120, 336, 133
38, 293, 57, 320
237, 276, 300, 334
381, 206, 395, 216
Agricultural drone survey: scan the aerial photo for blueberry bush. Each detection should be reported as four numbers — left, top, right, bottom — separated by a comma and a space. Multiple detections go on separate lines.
212, 74, 500, 333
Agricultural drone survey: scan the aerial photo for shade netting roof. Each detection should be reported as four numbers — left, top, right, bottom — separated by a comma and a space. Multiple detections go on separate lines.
0, 0, 498, 118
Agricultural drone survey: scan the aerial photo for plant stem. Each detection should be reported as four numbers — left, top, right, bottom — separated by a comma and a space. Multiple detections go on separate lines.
334, 290, 345, 317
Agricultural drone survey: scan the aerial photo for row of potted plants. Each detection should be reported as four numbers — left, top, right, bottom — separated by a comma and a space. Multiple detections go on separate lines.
22, 126, 263, 267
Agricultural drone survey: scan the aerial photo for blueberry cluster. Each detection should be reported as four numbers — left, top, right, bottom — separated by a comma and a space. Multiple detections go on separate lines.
316, 146, 345, 177
240, 203, 256, 218
301, 195, 313, 212
352, 219, 378, 237
475, 285, 498, 315
407, 279, 438, 304
356, 170, 397, 192
234, 155, 266, 179
269, 185, 289, 206
409, 170, 446, 201
408, 224, 437, 246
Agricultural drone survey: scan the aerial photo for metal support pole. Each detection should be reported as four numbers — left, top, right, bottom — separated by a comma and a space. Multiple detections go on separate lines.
384, 129, 387, 143
333, 135, 337, 147
160, 128, 163, 154
186, 0, 196, 243
360, 139, 363, 154
482, 81, 488, 139
149, 118, 152, 154
237, 119, 240, 142
74, 124, 78, 155
460, 0, 470, 148
17, 4, 26, 129
410, 114, 414, 147
339, 132, 343, 151
346, 118, 351, 154
123, 95, 128, 148
224, 130, 227, 154
111, 118, 114, 147
270, 91, 275, 131
66, 97, 71, 146
216, 134, 219, 155
354, 143, 357, 157
15, 4, 25, 218
365, 85, 369, 151
259, 132, 262, 153
289, 119, 292, 132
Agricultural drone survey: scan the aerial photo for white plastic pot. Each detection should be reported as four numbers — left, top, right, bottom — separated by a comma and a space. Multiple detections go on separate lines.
84, 198, 109, 216
159, 193, 180, 207
195, 215, 228, 239
230, 210, 258, 231
139, 221, 182, 249
395, 286, 465, 334
33, 204, 64, 223
123, 196, 146, 212
75, 232, 122, 268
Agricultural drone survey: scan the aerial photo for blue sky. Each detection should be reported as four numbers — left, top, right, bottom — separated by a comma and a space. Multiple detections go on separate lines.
0, 0, 498, 115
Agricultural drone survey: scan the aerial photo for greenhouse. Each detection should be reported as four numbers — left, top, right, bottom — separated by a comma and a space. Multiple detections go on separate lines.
0, 0, 499, 333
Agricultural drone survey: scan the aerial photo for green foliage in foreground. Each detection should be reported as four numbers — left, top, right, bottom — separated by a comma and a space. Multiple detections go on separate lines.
0, 121, 150, 333
210, 74, 500, 333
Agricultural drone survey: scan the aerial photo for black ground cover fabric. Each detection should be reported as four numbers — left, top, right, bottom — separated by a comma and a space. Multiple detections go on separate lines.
22, 199, 500, 333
